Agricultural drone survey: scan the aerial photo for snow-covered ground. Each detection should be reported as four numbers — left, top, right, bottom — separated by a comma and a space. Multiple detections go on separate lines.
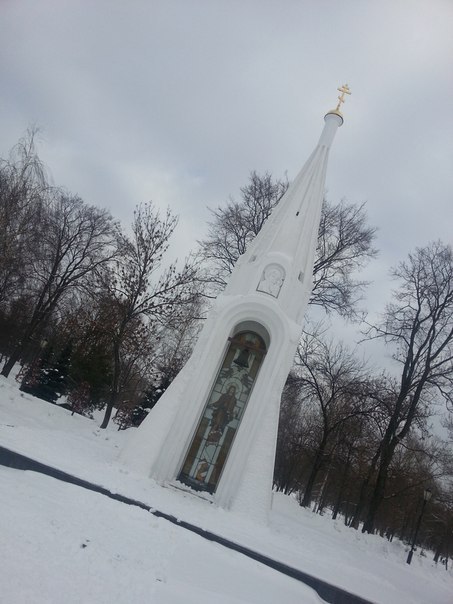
1, 374, 452, 604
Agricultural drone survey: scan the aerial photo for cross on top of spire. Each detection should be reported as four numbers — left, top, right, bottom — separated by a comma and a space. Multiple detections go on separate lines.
325, 83, 351, 120
335, 84, 351, 111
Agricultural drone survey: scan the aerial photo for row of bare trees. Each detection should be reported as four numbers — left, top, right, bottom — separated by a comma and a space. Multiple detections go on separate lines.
274, 326, 453, 555
0, 131, 201, 428
268, 241, 453, 559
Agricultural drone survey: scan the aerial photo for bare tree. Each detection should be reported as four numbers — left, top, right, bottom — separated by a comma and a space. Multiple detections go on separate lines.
53, 293, 115, 409
199, 172, 377, 317
200, 171, 288, 291
293, 332, 376, 507
0, 129, 47, 308
361, 241, 453, 533
431, 486, 453, 568
1, 193, 116, 377
97, 202, 200, 429
311, 200, 377, 317
273, 371, 311, 495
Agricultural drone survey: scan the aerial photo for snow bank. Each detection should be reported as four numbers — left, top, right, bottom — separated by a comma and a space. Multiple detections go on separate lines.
1, 375, 452, 603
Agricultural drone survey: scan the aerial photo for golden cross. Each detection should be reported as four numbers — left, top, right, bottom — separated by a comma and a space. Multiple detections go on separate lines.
335, 83, 351, 111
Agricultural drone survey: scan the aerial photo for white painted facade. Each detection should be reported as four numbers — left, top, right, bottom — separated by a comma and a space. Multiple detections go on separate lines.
120, 111, 344, 522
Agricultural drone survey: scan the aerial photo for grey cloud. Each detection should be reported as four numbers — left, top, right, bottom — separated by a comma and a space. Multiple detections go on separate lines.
1, 0, 452, 321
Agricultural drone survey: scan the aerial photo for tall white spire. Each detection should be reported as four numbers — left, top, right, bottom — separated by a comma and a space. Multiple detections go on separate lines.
120, 86, 351, 522
224, 108, 345, 324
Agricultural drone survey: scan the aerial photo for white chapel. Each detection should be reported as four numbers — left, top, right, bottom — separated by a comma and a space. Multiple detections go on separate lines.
120, 85, 351, 522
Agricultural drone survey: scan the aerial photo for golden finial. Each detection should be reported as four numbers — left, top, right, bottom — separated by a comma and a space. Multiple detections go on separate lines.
335, 84, 351, 111
327, 84, 351, 119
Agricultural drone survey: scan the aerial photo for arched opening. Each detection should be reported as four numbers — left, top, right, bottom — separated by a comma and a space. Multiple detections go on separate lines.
178, 327, 268, 493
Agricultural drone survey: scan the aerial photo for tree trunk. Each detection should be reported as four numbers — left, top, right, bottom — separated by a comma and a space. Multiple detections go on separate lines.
362, 440, 396, 534
274, 453, 300, 495
316, 465, 331, 514
1, 327, 34, 377
385, 528, 394, 542
332, 451, 352, 520
350, 445, 382, 529
100, 401, 114, 430
1, 297, 53, 377
100, 338, 121, 429
1, 351, 19, 378
300, 438, 327, 507
433, 533, 447, 563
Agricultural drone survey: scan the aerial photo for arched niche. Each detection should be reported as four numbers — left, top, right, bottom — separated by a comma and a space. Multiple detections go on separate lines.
178, 322, 269, 494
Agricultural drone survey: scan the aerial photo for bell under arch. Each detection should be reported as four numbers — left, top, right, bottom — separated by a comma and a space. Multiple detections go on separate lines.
177, 322, 269, 494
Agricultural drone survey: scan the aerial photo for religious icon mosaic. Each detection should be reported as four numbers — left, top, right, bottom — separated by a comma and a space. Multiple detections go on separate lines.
178, 330, 267, 494
257, 263, 285, 298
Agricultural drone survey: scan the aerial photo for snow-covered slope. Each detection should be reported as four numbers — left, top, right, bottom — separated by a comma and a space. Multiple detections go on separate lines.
1, 375, 452, 604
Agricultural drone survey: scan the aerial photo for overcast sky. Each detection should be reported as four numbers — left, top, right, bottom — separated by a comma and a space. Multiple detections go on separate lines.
1, 0, 453, 353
